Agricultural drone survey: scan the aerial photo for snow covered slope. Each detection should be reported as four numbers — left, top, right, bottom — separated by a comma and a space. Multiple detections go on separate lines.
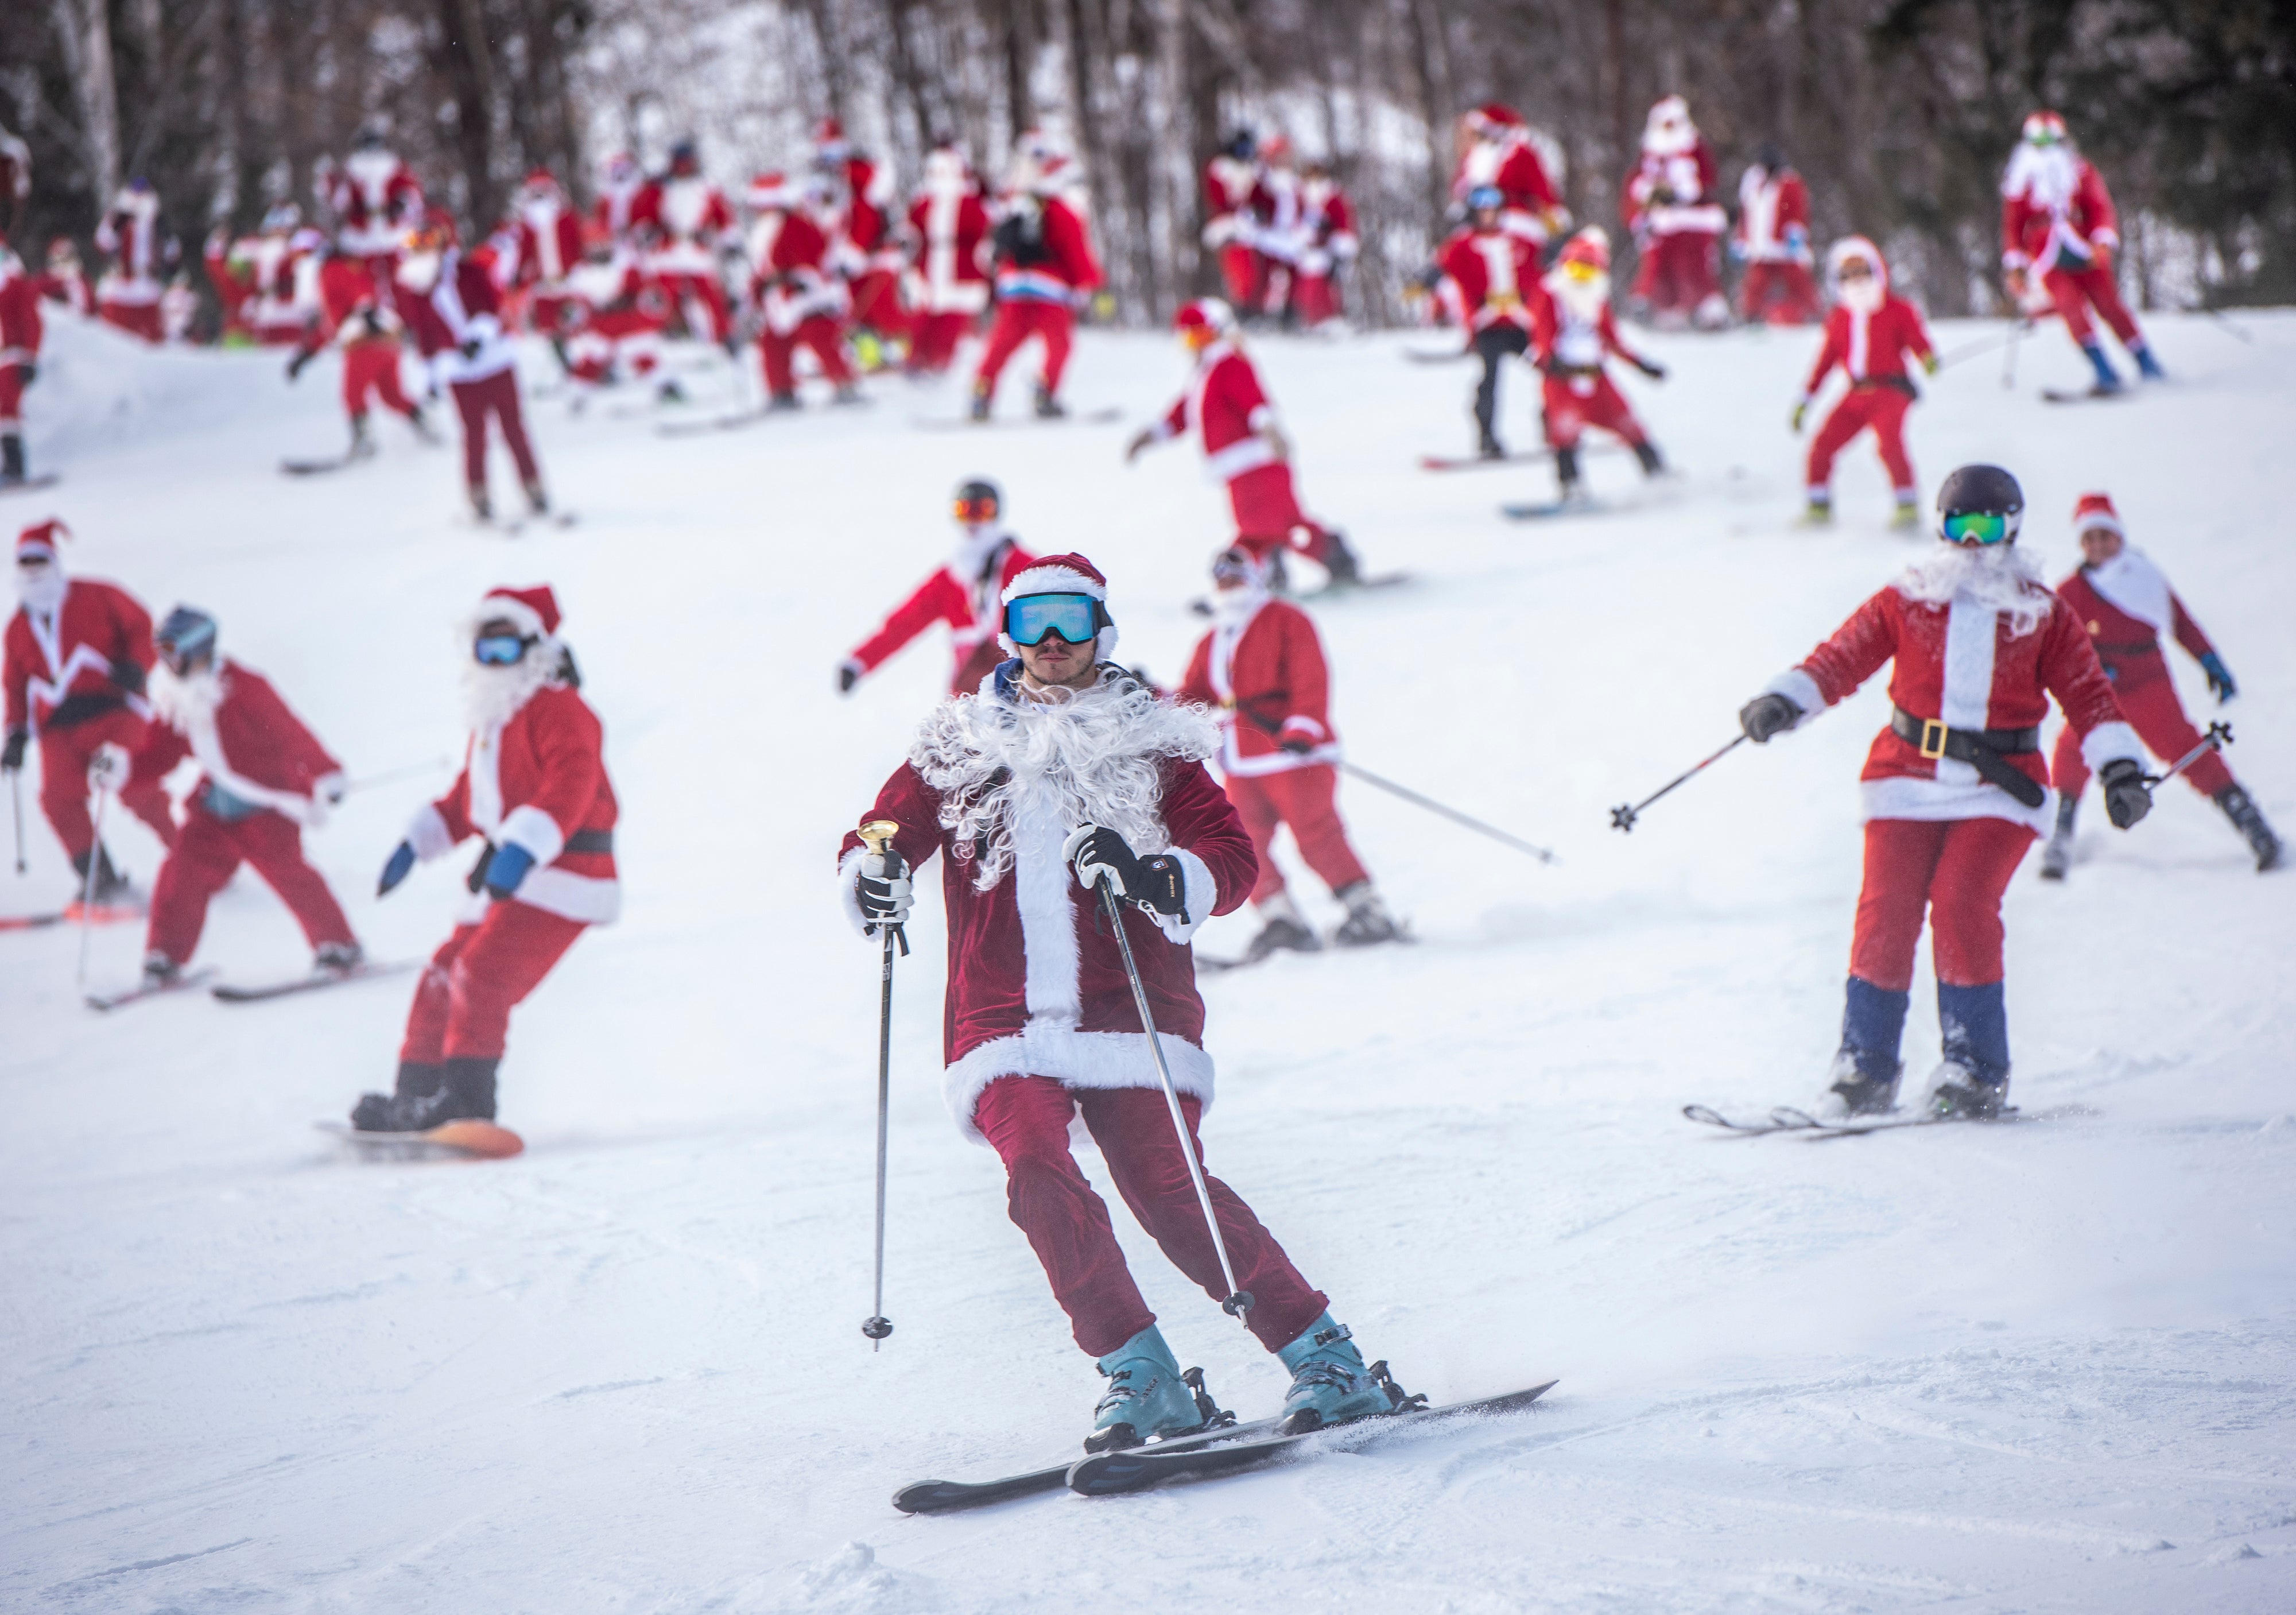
5, 308, 2293, 1613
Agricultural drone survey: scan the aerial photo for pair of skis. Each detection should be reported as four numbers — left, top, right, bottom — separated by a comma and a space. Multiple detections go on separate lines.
86, 958, 412, 1012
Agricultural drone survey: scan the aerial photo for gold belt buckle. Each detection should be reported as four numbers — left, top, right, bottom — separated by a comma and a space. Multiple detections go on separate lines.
1918, 718, 1948, 760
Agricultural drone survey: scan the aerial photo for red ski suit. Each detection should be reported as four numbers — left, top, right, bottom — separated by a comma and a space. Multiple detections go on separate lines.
0, 245, 42, 433
400, 251, 539, 496
1202, 153, 1271, 309
1735, 165, 1817, 324
323, 152, 423, 267
2050, 551, 2235, 799
1177, 597, 1369, 905
302, 254, 418, 427
1799, 292, 1934, 501
845, 537, 1038, 695
1529, 281, 1655, 450
1437, 228, 1541, 334
513, 197, 585, 332
631, 176, 734, 341
1623, 141, 1725, 316
145, 660, 355, 964
1292, 177, 1357, 326
1452, 134, 1563, 245
1143, 340, 1343, 568
747, 209, 854, 398
975, 195, 1102, 400
906, 183, 992, 371
2002, 154, 2143, 350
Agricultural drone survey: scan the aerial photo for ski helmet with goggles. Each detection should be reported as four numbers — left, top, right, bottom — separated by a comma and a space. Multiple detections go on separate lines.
1935, 463, 2024, 547
1467, 185, 1504, 214
155, 605, 219, 674
953, 478, 1001, 524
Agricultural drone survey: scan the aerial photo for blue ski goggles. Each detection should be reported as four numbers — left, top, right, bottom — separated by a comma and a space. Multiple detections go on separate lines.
1941, 510, 2016, 546
1004, 592, 1104, 647
473, 630, 536, 666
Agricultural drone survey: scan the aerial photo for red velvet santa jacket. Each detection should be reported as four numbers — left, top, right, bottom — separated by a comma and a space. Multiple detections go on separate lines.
5, 579, 155, 734
1801, 295, 1934, 395
1146, 341, 1280, 483
1202, 154, 1266, 245
1761, 559, 2140, 833
0, 247, 43, 370
839, 667, 1255, 1143
991, 195, 1103, 304
1624, 142, 1725, 237
399, 252, 514, 381
515, 201, 584, 288
1437, 228, 1541, 333
908, 188, 992, 312
161, 659, 342, 824
324, 154, 423, 257
1174, 596, 1341, 776
846, 537, 1038, 689
1529, 281, 1645, 373
1736, 166, 1810, 262
2002, 157, 2119, 273
747, 211, 847, 334
632, 177, 734, 275
2054, 549, 2216, 697
1452, 138, 1561, 236
406, 680, 620, 925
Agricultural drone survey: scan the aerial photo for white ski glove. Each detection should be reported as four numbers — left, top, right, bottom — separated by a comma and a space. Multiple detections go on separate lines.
87, 742, 130, 792
856, 847, 913, 933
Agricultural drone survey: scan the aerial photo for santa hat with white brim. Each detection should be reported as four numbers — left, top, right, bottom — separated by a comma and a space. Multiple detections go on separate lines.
999, 552, 1119, 661
476, 583, 563, 640
2072, 491, 2123, 539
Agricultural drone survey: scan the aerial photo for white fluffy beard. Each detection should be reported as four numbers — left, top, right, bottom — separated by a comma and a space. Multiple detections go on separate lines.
1899, 543, 2053, 638
15, 570, 64, 614
148, 660, 222, 731
2004, 142, 2078, 210
1210, 584, 1265, 626
1553, 273, 1610, 324
460, 637, 557, 732
912, 671, 1219, 891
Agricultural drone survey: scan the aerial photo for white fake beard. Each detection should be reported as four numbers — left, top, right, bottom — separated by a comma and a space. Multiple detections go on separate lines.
1553, 272, 1609, 323
395, 250, 442, 292
460, 638, 556, 732
1839, 278, 1883, 313
1210, 584, 1263, 626
950, 525, 1005, 581
1899, 542, 2052, 638
15, 569, 64, 614
2003, 142, 2078, 210
148, 660, 222, 731
911, 671, 1219, 892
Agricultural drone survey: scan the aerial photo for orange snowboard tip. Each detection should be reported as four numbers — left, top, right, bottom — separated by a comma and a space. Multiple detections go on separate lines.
422, 1120, 526, 1159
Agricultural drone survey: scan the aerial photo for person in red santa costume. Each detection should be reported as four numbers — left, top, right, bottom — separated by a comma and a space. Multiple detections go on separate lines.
1126, 298, 1364, 587
208, 204, 323, 347
743, 172, 860, 409
288, 243, 435, 459
1528, 227, 1668, 505
1201, 130, 1270, 312
2000, 111, 2163, 394
1438, 186, 1543, 460
0, 232, 43, 487
1622, 96, 1728, 330
1450, 104, 1566, 248
1250, 135, 1308, 324
319, 129, 425, 287
37, 238, 97, 320
93, 177, 173, 343
2039, 493, 2279, 878
1791, 237, 1937, 528
632, 138, 735, 347
2, 521, 179, 907
1733, 143, 1818, 325
971, 137, 1103, 421
511, 168, 585, 343
812, 118, 912, 367
1290, 161, 1358, 331
839, 551, 1399, 1444
137, 606, 361, 989
1736, 465, 2151, 1121
556, 224, 673, 398
395, 214, 548, 522
1174, 545, 1401, 962
905, 141, 992, 375
838, 477, 1038, 699
355, 584, 616, 1132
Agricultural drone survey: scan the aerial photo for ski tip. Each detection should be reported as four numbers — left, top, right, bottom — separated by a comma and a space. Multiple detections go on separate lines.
1682, 1104, 1728, 1126
890, 1481, 966, 1515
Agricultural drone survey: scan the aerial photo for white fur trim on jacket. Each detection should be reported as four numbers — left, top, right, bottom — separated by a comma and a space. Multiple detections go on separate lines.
1204, 435, 1278, 483
1151, 847, 1216, 946
1763, 667, 1826, 728
944, 1024, 1215, 1145
455, 870, 622, 928
407, 801, 455, 860
838, 844, 872, 936
1860, 776, 2053, 837
2081, 721, 2144, 776
498, 803, 567, 866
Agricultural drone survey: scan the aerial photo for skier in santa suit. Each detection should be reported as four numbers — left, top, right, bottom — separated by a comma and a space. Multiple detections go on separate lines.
557, 227, 673, 395
201, 226, 256, 343
1251, 135, 1306, 323
2000, 111, 2163, 394
356, 584, 617, 1132
1438, 187, 1544, 460
137, 606, 361, 989
38, 238, 96, 320
743, 172, 859, 409
1528, 228, 1668, 504
905, 142, 992, 375
319, 129, 425, 285
1622, 96, 1728, 329
213, 206, 324, 347
632, 139, 735, 346
1737, 465, 2151, 1121
1202, 130, 1270, 313
287, 246, 433, 460
0, 233, 43, 487
1291, 161, 1358, 330
838, 478, 1038, 699
1126, 299, 1364, 586
1450, 104, 1567, 247
511, 169, 585, 341
395, 214, 548, 522
971, 141, 1103, 421
93, 178, 172, 343
812, 118, 911, 365
839, 551, 1398, 1443
592, 152, 645, 245
2040, 493, 2279, 878
1733, 144, 1818, 326
1174, 545, 1400, 961
1791, 237, 1937, 528
2, 521, 180, 905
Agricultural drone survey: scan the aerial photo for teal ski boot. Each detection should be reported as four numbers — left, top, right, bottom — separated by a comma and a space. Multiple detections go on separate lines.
1277, 1312, 1395, 1434
1086, 1325, 1205, 1453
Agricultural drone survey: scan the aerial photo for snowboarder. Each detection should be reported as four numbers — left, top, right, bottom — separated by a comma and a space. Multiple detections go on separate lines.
1622, 97, 1727, 329
2, 521, 180, 906
631, 139, 735, 346
837, 551, 1397, 1444
1736, 464, 2150, 1121
92, 179, 172, 344
1174, 546, 1401, 960
905, 142, 991, 375
1124, 297, 1363, 586
1528, 228, 1668, 504
137, 607, 360, 989
1437, 186, 1543, 459
1449, 104, 1566, 247
2040, 493, 2280, 877
355, 584, 618, 1133
288, 245, 432, 460
839, 479, 1038, 699
743, 172, 860, 409
2000, 111, 2163, 394
971, 139, 1102, 420
1202, 130, 1270, 312
0, 231, 42, 487
1791, 237, 1936, 528
1733, 144, 1817, 326
395, 213, 548, 522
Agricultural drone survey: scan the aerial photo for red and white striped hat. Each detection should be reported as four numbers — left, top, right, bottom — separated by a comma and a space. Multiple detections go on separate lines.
999, 552, 1119, 660
15, 520, 68, 564
2072, 491, 2122, 538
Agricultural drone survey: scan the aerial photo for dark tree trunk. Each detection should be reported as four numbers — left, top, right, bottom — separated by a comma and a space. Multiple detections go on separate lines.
433, 0, 501, 223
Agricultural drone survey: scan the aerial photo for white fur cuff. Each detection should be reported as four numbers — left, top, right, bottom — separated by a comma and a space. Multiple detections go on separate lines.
499, 804, 567, 866
838, 845, 872, 938
1763, 667, 1826, 727
406, 802, 455, 861
2080, 721, 2144, 775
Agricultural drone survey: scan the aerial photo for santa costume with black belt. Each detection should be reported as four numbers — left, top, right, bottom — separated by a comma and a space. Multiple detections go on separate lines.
1793, 236, 1936, 528
838, 551, 1399, 1446
1737, 465, 2148, 1122
394, 214, 548, 524
353, 584, 618, 1134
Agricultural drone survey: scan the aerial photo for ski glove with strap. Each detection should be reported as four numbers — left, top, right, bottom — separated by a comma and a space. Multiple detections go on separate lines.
377, 841, 416, 896
109, 658, 147, 695
2100, 758, 2152, 830
1064, 825, 1188, 919
1739, 692, 1802, 743
857, 847, 912, 931
2199, 652, 2236, 703
481, 842, 536, 900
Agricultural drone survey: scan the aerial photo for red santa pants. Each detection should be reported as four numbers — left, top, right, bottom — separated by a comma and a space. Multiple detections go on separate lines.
972, 1074, 1330, 1358
760, 315, 855, 397
848, 268, 912, 341
1740, 261, 1818, 324
1292, 269, 1341, 327
399, 900, 586, 1064
1851, 817, 2035, 992
2051, 665, 2234, 799
529, 290, 580, 337
0, 363, 24, 431
1541, 371, 1649, 450
343, 338, 416, 423
1219, 243, 1265, 310
1227, 463, 1348, 570
1807, 385, 1915, 497
38, 710, 179, 862
146, 802, 354, 964
975, 300, 1074, 395
100, 300, 165, 343
1226, 765, 1370, 904
658, 272, 731, 343
908, 309, 972, 373
2043, 261, 2142, 348
450, 369, 540, 494
1634, 231, 1721, 314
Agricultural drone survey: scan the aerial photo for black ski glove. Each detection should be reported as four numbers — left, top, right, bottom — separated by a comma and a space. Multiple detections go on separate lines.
1064, 824, 1188, 919
286, 347, 315, 382
2100, 758, 2152, 829
837, 662, 860, 695
18, 362, 35, 389
2, 727, 26, 772
1739, 692, 1801, 743
109, 658, 147, 695
1633, 357, 1667, 382
459, 338, 483, 361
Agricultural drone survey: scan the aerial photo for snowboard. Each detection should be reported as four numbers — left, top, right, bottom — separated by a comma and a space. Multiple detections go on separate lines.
316, 1118, 526, 1160
86, 966, 220, 1012
0, 473, 65, 495
1295, 571, 1413, 599
911, 406, 1123, 431
657, 407, 778, 439
1063, 1377, 1560, 1497
213, 958, 414, 1004
1403, 347, 1472, 365
1502, 497, 1608, 521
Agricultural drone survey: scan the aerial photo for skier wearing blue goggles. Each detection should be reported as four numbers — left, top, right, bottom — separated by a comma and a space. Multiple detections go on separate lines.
1003, 591, 1107, 647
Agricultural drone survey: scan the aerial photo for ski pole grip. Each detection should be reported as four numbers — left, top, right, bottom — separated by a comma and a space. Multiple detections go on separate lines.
859, 818, 903, 875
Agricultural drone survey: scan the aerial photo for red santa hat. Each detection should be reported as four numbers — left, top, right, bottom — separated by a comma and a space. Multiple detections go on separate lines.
1825, 234, 1889, 292
1468, 103, 1526, 136
15, 519, 68, 564
1557, 227, 1611, 272
478, 583, 561, 639
1174, 296, 1236, 338
2072, 491, 2122, 538
999, 552, 1119, 661
747, 171, 800, 211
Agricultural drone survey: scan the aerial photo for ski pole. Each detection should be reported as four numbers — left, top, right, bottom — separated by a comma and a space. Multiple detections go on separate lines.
857, 819, 909, 1351
2187, 303, 2254, 344
75, 783, 109, 992
1610, 733, 1747, 833
2001, 316, 2026, 390
10, 769, 23, 875
1932, 331, 2009, 371
2146, 721, 2232, 793
1095, 877, 1254, 1326
1339, 761, 1558, 863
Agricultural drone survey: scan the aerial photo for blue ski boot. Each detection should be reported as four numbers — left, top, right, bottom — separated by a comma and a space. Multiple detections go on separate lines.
2081, 342, 2123, 392
1086, 1325, 1204, 1453
2131, 342, 2166, 381
1276, 1312, 1393, 1434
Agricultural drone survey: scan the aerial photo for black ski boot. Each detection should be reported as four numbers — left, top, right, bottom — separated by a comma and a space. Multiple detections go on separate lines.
2038, 793, 2078, 881
139, 950, 182, 990
2214, 784, 2283, 872
1554, 446, 1586, 506
1033, 383, 1066, 419
315, 940, 364, 975
767, 392, 802, 413
1243, 898, 1323, 963
1, 432, 26, 484
1476, 433, 1506, 461
1632, 439, 1666, 477
523, 478, 550, 517
351, 1056, 498, 1133
1924, 1064, 2007, 1121
1331, 881, 1402, 947
1318, 533, 1363, 588
1823, 1052, 1901, 1117
71, 845, 133, 905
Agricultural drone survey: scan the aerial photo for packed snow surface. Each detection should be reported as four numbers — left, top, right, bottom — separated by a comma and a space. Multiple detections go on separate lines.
5, 309, 2293, 1613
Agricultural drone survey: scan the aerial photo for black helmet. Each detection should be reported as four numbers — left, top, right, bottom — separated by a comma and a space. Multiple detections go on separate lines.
155, 605, 219, 673
1755, 140, 1785, 172
1223, 129, 1256, 162
953, 478, 1001, 521
1935, 463, 2024, 545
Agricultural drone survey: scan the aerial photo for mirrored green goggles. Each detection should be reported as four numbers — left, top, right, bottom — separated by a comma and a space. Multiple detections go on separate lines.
1941, 510, 2014, 545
